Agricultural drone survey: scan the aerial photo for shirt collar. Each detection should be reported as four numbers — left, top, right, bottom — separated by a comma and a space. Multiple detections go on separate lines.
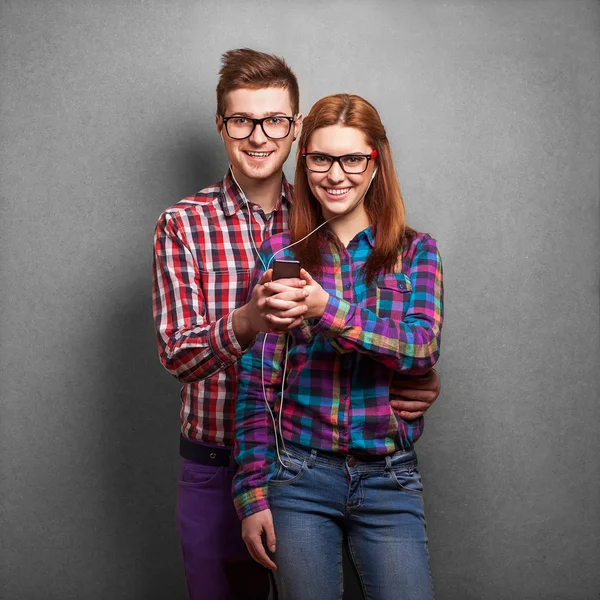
363, 225, 376, 248
219, 168, 291, 217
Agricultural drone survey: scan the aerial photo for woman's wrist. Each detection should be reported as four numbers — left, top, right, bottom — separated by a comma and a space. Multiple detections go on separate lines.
316, 289, 330, 319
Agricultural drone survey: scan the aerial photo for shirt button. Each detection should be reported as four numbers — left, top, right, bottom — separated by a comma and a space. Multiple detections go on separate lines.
347, 456, 357, 467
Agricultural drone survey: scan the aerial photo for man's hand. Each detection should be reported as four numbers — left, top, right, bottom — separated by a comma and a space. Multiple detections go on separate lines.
233, 270, 308, 346
390, 369, 441, 421
263, 272, 310, 331
241, 509, 277, 570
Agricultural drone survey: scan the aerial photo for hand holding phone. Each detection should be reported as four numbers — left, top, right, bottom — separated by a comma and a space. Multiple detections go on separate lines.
271, 259, 301, 281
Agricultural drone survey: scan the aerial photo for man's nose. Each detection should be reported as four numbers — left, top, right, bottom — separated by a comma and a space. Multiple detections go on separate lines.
248, 122, 268, 145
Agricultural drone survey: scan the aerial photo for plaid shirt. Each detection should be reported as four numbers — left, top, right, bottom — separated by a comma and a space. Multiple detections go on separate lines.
233, 227, 444, 518
152, 170, 292, 447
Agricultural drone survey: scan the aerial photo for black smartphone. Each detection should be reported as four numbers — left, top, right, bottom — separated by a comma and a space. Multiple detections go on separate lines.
272, 259, 301, 280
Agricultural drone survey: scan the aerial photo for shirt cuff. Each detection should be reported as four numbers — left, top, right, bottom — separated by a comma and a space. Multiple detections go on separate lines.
208, 311, 245, 366
312, 294, 352, 336
233, 486, 270, 520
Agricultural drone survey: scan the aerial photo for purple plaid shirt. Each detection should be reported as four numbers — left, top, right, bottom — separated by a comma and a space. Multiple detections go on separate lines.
233, 226, 444, 518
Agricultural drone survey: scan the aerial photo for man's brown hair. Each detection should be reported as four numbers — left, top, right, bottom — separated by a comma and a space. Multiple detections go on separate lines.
216, 48, 300, 116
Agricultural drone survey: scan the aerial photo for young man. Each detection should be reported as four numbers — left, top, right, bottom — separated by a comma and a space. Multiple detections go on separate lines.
152, 48, 441, 600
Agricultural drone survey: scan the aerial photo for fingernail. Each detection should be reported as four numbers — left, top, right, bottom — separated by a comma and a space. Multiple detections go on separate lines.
270, 545, 276, 552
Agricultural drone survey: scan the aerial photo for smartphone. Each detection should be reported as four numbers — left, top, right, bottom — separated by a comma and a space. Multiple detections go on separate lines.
272, 259, 301, 280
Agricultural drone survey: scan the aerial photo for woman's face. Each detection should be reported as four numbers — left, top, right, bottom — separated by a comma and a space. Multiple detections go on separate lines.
304, 125, 376, 222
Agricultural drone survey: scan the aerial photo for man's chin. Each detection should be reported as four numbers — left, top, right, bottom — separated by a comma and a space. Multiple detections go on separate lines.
238, 162, 282, 182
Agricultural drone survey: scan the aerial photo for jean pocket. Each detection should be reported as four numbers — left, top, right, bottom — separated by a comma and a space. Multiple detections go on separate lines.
269, 455, 308, 487
390, 467, 423, 494
179, 461, 223, 488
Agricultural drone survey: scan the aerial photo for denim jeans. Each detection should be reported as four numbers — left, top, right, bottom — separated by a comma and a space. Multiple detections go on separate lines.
268, 443, 434, 600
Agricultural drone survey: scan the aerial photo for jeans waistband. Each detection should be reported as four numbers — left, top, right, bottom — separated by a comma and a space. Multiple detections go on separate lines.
281, 442, 417, 472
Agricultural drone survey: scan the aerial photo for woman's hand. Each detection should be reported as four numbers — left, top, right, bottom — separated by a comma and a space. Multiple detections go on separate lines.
263, 271, 309, 332
299, 268, 330, 320
241, 509, 277, 570
235, 270, 308, 343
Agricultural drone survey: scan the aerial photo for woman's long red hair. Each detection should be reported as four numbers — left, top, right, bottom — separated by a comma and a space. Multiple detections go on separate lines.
290, 94, 413, 284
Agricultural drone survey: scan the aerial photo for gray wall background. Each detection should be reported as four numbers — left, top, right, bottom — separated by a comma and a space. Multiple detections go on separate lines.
1, 1, 598, 599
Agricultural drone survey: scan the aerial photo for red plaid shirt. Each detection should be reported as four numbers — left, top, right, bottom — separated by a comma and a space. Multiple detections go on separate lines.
152, 169, 292, 447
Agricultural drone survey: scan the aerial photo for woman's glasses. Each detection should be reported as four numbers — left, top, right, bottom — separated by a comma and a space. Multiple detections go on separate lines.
302, 149, 377, 174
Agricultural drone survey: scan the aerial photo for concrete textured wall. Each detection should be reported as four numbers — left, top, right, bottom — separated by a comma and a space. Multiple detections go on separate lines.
1, 1, 598, 598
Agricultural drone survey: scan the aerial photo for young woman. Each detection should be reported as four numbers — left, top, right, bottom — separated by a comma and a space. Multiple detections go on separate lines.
233, 94, 443, 600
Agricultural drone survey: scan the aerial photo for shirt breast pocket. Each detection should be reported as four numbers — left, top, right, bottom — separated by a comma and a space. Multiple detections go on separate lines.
364, 272, 412, 319
201, 269, 251, 321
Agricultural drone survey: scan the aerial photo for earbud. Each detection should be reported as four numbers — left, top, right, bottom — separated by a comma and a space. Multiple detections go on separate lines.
220, 129, 225, 142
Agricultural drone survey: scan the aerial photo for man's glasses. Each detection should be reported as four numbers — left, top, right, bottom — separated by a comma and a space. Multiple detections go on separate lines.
221, 115, 295, 140
302, 149, 378, 174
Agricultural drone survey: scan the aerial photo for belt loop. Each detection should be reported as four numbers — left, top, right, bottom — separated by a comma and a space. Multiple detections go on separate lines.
308, 449, 317, 467
385, 455, 392, 472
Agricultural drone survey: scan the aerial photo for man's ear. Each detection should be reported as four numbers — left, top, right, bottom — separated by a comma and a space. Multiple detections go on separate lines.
293, 114, 303, 141
216, 115, 224, 141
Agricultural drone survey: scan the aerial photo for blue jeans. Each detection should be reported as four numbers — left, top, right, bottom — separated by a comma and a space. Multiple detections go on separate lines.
268, 444, 434, 600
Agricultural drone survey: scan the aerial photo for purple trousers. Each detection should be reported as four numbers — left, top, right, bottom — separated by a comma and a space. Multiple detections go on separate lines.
177, 456, 272, 600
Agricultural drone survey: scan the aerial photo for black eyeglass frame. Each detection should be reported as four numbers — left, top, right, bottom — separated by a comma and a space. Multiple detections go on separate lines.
301, 150, 378, 174
220, 115, 296, 140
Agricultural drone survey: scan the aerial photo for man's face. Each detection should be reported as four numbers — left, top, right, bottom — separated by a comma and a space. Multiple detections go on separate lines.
217, 87, 301, 184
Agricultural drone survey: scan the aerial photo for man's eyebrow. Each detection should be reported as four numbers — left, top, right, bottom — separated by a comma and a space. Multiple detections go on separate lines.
226, 111, 290, 118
